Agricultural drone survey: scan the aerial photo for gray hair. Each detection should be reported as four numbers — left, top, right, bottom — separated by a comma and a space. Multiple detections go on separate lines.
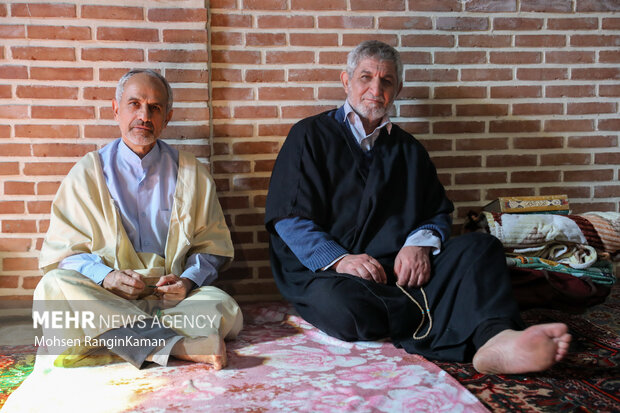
346, 40, 403, 86
115, 69, 173, 114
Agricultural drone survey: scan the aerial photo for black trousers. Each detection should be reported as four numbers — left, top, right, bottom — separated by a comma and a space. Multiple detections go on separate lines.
278, 232, 524, 362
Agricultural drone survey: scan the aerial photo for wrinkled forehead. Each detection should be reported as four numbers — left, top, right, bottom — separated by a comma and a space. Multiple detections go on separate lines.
122, 73, 169, 102
354, 57, 398, 79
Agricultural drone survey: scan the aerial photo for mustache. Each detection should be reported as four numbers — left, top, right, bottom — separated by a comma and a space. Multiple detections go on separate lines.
130, 120, 154, 130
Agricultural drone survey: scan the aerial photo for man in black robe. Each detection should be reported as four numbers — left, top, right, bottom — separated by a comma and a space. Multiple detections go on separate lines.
265, 40, 571, 374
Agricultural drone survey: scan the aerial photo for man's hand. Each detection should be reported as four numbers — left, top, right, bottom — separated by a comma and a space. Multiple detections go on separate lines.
332, 254, 387, 284
155, 274, 194, 305
102, 270, 146, 300
394, 246, 431, 288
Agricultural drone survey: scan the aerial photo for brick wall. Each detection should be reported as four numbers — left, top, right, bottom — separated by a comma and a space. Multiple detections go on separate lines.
1, 0, 619, 301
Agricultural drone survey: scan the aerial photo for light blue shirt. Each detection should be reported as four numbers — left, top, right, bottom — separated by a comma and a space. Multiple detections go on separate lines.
59, 138, 225, 287
274, 102, 443, 272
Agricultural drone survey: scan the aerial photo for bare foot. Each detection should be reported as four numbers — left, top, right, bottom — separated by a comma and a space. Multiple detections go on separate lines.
172, 336, 227, 370
472, 323, 571, 375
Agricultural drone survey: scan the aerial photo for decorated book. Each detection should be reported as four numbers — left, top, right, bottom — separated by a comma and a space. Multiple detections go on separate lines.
483, 195, 570, 214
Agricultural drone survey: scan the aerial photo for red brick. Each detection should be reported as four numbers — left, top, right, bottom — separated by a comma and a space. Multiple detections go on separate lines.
455, 138, 508, 151
601, 85, 620, 98
82, 48, 144, 62
149, 49, 207, 63
258, 124, 293, 136
27, 25, 91, 41
97, 27, 158, 42
266, 51, 314, 65
258, 14, 315, 28
174, 88, 209, 102
32, 106, 95, 119
456, 104, 508, 117
433, 156, 481, 169
343, 34, 396, 47
548, 18, 599, 30
12, 3, 76, 17
213, 124, 253, 138
540, 186, 590, 198
30, 67, 92, 81
39, 219, 50, 233
219, 196, 251, 210
212, 13, 252, 28
0, 276, 19, 289
318, 51, 350, 65
0, 201, 25, 214
406, 69, 458, 82
16, 85, 77, 99
36, 181, 60, 195
401, 52, 433, 65
172, 107, 209, 122
212, 87, 253, 101
462, 69, 512, 81
578, 0, 620, 11
486, 188, 535, 200
599, 119, 620, 131
244, 69, 284, 83
235, 213, 266, 226
458, 35, 511, 47
81, 5, 143, 20
161, 125, 209, 140
493, 18, 543, 30
0, 162, 19, 175
568, 135, 617, 148
446, 189, 480, 202
434, 51, 486, 64
517, 68, 568, 81
254, 160, 276, 172
418, 138, 451, 153
247, 33, 287, 47
434, 86, 486, 99
166, 69, 208, 83
513, 103, 563, 115
399, 87, 430, 99
600, 51, 620, 63
514, 136, 564, 149
288, 69, 341, 82
540, 153, 591, 166
0, 25, 25, 38
24, 162, 73, 176
83, 125, 120, 139
82, 87, 116, 101
0, 125, 9, 138
2, 220, 37, 233
214, 161, 251, 174
433, 121, 485, 134
399, 122, 430, 135
211, 31, 242, 46
545, 119, 594, 132
244, 0, 287, 9
546, 51, 595, 64
349, 0, 404, 10
455, 172, 507, 185
318, 16, 374, 29
291, 0, 346, 9
212, 50, 261, 64
571, 35, 620, 47
602, 18, 620, 29
290, 33, 338, 47
572, 68, 619, 80
402, 35, 454, 47
408, 0, 461, 11
465, 0, 516, 11
4, 181, 34, 194
0, 65, 28, 79
0, 238, 32, 251
0, 144, 30, 156
568, 102, 616, 115
232, 177, 271, 191
0, 84, 10, 98
0, 4, 5, 16
595, 153, 620, 164
521, 0, 572, 12
487, 155, 537, 167
2, 257, 39, 271
437, 17, 489, 31
232, 141, 280, 155
148, 8, 206, 22
378, 17, 431, 30
489, 52, 542, 64
282, 105, 336, 119
211, 69, 242, 82
401, 104, 452, 117
0, 105, 28, 119
27, 201, 52, 214
546, 85, 595, 98
259, 87, 314, 100
22, 276, 43, 290
33, 143, 96, 157
210, 0, 237, 8
511, 170, 561, 183
564, 169, 614, 182
490, 120, 540, 133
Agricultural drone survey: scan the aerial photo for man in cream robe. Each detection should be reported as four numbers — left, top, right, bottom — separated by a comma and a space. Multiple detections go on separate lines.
34, 69, 242, 369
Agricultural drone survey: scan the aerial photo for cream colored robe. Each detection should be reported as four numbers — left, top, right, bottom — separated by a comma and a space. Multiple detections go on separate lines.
40, 149, 233, 276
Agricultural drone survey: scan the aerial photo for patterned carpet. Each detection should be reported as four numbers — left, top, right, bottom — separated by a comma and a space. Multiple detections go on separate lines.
1, 285, 618, 412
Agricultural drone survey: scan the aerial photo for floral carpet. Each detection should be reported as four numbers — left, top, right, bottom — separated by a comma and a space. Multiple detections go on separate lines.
1, 303, 486, 412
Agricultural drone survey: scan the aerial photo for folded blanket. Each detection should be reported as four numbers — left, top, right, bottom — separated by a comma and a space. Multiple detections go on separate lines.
483, 211, 620, 255
506, 256, 616, 286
